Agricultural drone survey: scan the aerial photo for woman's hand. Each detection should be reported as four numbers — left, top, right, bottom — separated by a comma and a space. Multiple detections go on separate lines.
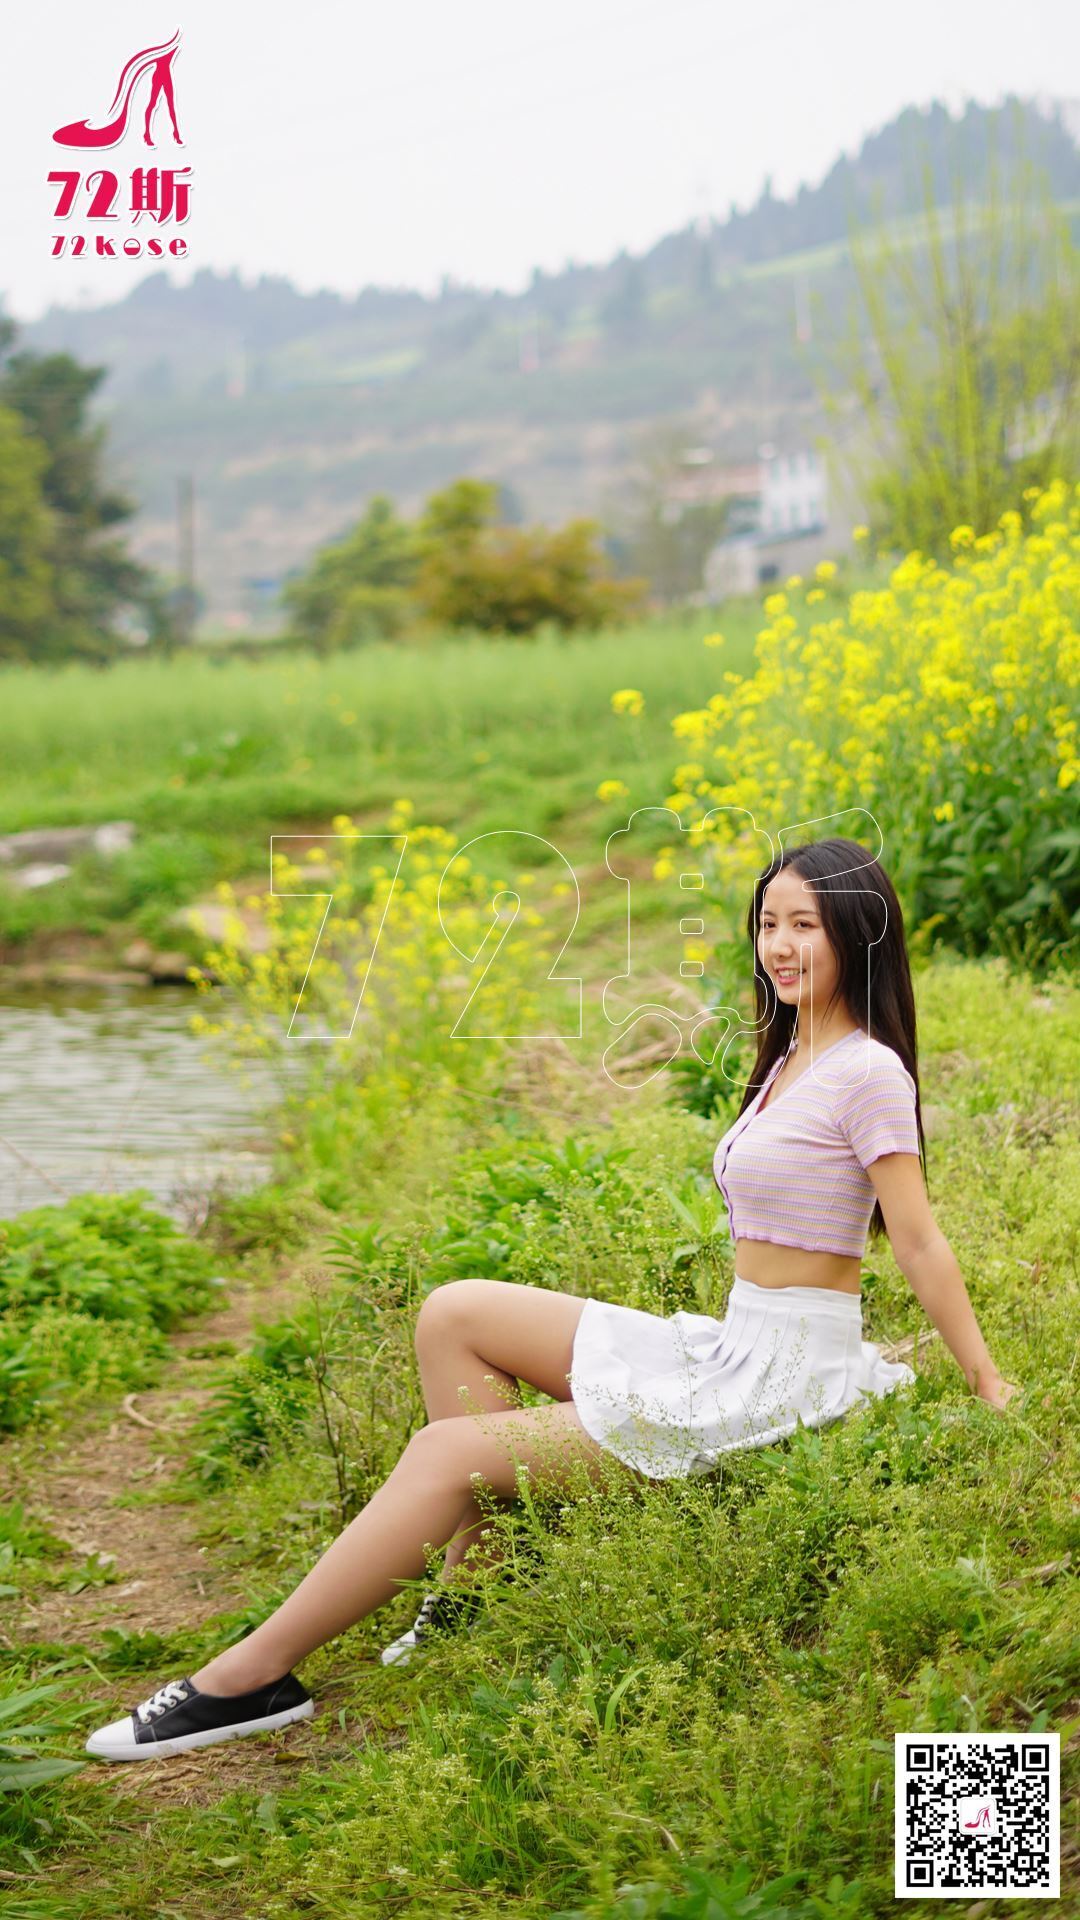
977, 1376, 1021, 1413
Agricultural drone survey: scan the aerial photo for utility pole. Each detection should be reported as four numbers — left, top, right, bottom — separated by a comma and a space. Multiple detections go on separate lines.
177, 473, 196, 645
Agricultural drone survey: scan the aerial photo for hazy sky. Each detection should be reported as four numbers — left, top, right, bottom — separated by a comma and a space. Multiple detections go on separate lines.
3, 1, 1077, 325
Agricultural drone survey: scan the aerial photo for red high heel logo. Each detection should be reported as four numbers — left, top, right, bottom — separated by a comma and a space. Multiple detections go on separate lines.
963, 1805, 991, 1830
53, 30, 183, 150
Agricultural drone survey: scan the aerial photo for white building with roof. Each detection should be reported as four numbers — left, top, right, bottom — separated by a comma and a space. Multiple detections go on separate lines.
700, 441, 860, 598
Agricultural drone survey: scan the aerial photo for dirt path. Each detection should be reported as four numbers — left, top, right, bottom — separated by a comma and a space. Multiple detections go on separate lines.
1, 1261, 379, 1808
4, 1270, 307, 1649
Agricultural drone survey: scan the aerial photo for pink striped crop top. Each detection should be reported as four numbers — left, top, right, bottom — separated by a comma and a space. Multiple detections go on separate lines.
712, 1028, 919, 1258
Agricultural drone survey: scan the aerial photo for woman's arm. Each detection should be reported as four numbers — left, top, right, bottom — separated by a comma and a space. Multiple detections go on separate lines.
867, 1153, 1020, 1411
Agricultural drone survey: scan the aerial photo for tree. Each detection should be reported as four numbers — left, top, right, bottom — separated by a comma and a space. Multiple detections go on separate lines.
279, 494, 422, 650
416, 477, 498, 551
0, 404, 60, 662
823, 100, 1080, 557
280, 478, 647, 648
414, 479, 647, 635
0, 349, 155, 656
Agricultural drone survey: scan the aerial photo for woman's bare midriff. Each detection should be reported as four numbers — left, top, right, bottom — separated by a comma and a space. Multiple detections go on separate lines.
735, 1239, 862, 1296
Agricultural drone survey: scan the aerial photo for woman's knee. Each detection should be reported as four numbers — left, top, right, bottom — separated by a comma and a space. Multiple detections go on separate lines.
412, 1404, 611, 1502
401, 1417, 461, 1474
400, 1416, 497, 1495
414, 1276, 494, 1352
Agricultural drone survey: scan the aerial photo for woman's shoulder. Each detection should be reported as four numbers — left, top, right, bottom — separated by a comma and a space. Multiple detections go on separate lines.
833, 1029, 917, 1097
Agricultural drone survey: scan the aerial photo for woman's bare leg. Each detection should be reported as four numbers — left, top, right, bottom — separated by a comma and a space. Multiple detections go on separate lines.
189, 1278, 591, 1694
189, 1397, 625, 1696
414, 1280, 587, 1582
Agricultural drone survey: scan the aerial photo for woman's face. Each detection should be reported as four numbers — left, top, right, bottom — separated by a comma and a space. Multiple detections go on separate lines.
757, 868, 841, 1028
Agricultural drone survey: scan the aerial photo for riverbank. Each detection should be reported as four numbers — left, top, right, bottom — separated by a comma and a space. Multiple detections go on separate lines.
0, 926, 205, 989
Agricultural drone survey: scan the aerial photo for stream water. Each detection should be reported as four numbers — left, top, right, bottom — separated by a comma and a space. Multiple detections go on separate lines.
0, 983, 289, 1223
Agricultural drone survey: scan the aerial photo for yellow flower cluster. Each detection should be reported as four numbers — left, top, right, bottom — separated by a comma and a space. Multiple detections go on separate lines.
611, 688, 645, 717
661, 479, 1080, 952
190, 807, 557, 1091
596, 778, 630, 803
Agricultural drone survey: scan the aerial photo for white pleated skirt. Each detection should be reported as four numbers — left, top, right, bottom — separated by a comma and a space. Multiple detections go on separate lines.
566, 1274, 916, 1481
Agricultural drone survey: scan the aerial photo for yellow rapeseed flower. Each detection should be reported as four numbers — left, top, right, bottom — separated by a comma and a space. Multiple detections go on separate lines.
671, 477, 1079, 938
611, 688, 645, 717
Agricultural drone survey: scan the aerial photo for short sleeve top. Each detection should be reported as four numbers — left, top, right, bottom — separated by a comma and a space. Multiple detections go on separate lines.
712, 1027, 920, 1258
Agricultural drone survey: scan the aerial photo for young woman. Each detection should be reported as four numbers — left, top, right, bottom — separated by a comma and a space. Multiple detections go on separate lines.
85, 836, 1018, 1761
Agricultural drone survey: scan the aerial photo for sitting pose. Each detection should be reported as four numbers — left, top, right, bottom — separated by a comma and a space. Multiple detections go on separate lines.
86, 835, 1018, 1761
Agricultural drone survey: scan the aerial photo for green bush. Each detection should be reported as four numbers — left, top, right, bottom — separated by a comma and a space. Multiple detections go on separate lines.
668, 480, 1080, 969
187, 1313, 320, 1488
0, 1192, 220, 1431
0, 1191, 217, 1327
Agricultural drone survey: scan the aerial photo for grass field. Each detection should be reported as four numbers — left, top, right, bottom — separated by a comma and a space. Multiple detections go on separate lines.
0, 593, 799, 957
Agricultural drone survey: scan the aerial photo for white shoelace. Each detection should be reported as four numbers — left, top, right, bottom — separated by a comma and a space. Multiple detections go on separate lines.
135, 1680, 190, 1725
413, 1591, 441, 1630
414, 1586, 476, 1635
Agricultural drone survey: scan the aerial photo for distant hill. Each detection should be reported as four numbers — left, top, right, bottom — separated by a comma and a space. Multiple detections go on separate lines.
11, 95, 1080, 630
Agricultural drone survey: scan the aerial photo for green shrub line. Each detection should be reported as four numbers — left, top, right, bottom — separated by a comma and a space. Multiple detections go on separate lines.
0, 1191, 223, 1433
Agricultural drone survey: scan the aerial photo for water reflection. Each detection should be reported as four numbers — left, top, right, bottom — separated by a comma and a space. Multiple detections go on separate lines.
0, 984, 295, 1222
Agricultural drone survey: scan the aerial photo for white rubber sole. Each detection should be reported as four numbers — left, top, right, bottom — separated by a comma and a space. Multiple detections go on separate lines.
380, 1634, 422, 1667
85, 1697, 314, 1761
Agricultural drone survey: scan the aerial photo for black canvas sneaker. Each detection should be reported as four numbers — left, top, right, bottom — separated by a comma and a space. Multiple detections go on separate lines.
379, 1582, 483, 1667
84, 1672, 314, 1761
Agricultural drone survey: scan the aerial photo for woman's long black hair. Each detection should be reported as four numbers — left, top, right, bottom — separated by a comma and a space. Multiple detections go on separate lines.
734, 836, 927, 1242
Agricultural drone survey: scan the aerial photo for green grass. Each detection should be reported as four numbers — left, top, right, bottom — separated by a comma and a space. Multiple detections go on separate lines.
0, 952, 1075, 1916
0, 1192, 224, 1433
0, 610, 754, 817
0, 596, 801, 953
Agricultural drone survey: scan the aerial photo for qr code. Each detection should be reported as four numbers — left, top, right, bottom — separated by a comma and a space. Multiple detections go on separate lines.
895, 1734, 1060, 1898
